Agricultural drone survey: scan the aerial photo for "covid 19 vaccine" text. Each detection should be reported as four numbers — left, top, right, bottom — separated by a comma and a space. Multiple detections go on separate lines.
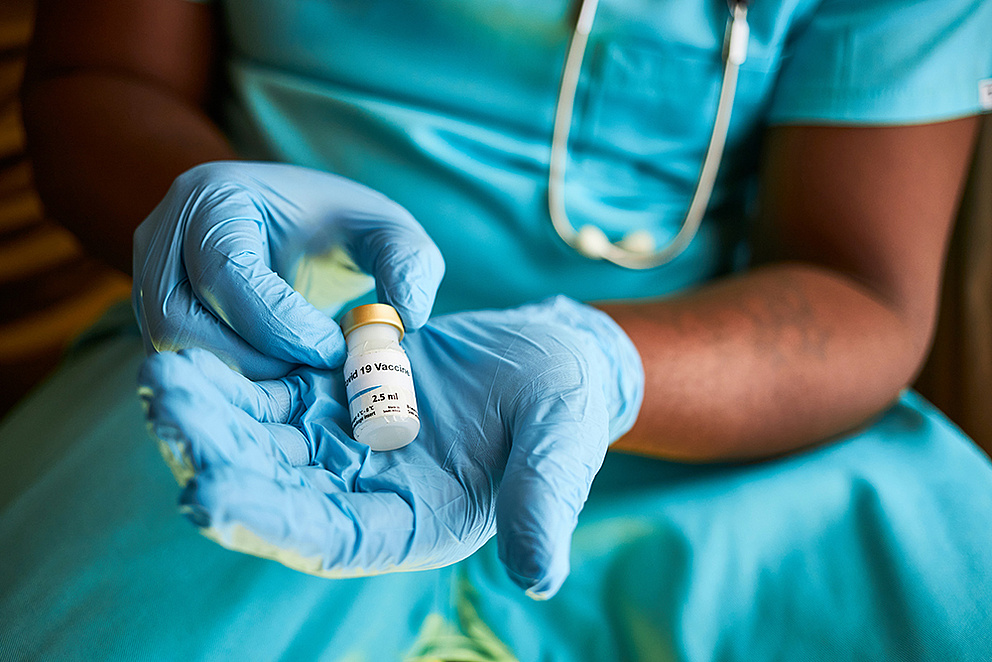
340, 304, 420, 451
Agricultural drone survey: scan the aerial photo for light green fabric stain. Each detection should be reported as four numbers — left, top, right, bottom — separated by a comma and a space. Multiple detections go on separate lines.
404, 584, 519, 662
622, 610, 677, 662
403, 613, 517, 662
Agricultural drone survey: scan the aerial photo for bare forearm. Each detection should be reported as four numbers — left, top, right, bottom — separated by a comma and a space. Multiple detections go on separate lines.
601, 262, 929, 462
22, 73, 236, 273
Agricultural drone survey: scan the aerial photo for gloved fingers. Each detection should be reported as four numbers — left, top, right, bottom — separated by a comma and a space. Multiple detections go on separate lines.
138, 348, 326, 468
180, 467, 425, 576
263, 423, 313, 467
138, 351, 304, 476
342, 207, 445, 331
158, 347, 300, 423
136, 272, 297, 380
496, 388, 612, 600
187, 216, 348, 372
133, 181, 302, 380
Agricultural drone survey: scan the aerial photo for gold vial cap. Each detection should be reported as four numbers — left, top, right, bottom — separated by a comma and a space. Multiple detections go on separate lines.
340, 303, 405, 340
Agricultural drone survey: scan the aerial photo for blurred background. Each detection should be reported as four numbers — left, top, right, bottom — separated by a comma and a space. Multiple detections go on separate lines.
0, 0, 130, 416
2, 0, 990, 456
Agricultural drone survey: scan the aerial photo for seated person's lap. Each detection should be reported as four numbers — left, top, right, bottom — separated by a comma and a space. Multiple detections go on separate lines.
2, 307, 990, 661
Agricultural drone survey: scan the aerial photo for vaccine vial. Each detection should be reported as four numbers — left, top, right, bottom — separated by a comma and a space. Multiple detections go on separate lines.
340, 303, 420, 451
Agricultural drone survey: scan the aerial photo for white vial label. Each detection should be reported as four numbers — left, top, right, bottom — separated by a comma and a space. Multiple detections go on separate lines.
343, 348, 419, 449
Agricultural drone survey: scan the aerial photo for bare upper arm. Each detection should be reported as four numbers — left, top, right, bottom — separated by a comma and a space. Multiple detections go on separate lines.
26, 0, 219, 106
756, 118, 981, 354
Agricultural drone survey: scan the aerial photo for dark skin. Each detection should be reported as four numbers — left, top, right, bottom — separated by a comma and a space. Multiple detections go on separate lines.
23, 0, 980, 462
607, 119, 977, 461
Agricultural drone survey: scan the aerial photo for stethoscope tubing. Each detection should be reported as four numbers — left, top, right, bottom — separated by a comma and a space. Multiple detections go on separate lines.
548, 0, 750, 269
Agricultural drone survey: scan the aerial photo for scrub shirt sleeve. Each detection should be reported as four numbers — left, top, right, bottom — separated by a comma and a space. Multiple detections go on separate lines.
767, 0, 992, 125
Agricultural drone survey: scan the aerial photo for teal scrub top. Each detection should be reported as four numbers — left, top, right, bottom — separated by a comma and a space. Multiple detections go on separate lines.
2, 1, 992, 660
212, 0, 992, 312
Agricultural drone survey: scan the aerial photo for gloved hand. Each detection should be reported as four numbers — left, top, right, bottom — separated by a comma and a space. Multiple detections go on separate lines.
133, 161, 444, 379
138, 296, 643, 599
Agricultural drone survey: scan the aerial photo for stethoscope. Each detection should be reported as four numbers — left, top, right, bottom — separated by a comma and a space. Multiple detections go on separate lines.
549, 0, 751, 269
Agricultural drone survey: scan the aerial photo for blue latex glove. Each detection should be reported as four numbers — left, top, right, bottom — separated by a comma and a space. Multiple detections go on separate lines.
138, 296, 643, 599
133, 161, 444, 379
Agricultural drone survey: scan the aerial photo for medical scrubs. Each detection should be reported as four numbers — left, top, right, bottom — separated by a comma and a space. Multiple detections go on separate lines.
2, 0, 992, 659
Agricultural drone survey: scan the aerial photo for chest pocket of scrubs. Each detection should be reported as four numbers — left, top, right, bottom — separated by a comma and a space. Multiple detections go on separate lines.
584, 42, 724, 163
573, 37, 777, 216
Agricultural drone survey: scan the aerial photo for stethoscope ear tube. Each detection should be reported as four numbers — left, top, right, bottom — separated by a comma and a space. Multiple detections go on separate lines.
548, 0, 750, 269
